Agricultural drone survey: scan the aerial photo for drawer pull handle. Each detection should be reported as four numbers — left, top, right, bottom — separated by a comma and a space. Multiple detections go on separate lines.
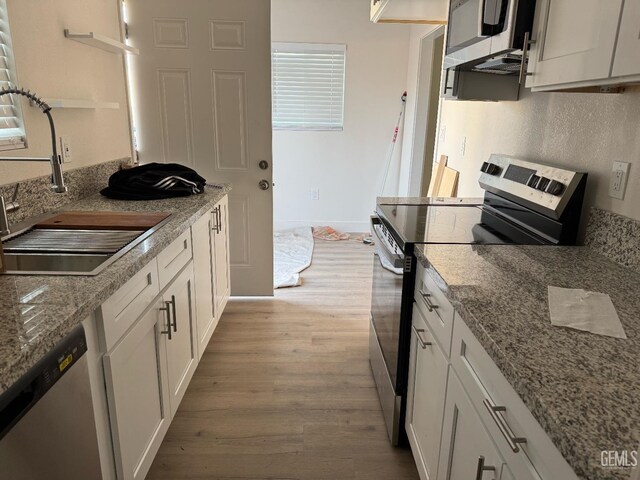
475, 456, 496, 480
160, 301, 173, 340
483, 398, 527, 452
412, 326, 433, 349
419, 289, 438, 312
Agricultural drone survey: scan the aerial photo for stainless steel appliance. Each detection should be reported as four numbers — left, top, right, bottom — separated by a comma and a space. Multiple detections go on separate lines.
0, 326, 103, 479
444, 0, 537, 69
369, 154, 587, 445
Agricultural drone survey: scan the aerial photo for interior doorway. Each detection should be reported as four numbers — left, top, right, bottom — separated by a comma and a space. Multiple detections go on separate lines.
403, 27, 445, 197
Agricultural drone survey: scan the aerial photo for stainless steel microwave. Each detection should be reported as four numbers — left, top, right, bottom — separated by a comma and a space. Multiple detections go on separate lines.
444, 0, 536, 69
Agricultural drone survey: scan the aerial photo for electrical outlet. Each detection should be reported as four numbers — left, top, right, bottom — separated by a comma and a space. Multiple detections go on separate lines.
439, 125, 446, 144
59, 136, 72, 163
311, 189, 320, 201
459, 136, 466, 157
609, 161, 630, 200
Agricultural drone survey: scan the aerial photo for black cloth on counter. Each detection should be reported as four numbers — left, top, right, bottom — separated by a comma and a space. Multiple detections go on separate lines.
101, 163, 207, 200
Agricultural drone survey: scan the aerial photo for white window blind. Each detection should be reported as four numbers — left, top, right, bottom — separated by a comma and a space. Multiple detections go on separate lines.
272, 43, 346, 131
0, 0, 26, 151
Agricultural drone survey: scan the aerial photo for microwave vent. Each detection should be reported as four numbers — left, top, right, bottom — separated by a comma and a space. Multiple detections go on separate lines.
472, 54, 523, 75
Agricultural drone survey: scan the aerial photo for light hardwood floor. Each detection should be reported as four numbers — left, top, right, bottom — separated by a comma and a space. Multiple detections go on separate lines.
147, 238, 419, 480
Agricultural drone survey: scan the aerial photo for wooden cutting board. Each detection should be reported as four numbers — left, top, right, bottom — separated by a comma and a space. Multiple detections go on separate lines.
427, 155, 448, 197
438, 166, 459, 197
36, 211, 171, 231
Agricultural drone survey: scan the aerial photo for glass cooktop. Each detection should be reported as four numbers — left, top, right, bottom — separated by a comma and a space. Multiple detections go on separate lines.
376, 203, 545, 248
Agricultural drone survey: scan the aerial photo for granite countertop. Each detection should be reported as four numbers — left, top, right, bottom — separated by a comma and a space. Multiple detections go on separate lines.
415, 244, 639, 480
0, 185, 231, 395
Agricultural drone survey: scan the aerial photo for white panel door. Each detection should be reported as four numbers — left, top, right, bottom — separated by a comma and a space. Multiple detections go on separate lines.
127, 0, 274, 295
526, 0, 624, 89
612, 0, 640, 77
103, 301, 171, 480
437, 371, 507, 480
163, 263, 198, 416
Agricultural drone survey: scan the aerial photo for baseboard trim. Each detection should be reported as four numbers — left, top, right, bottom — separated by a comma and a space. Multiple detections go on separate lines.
275, 220, 370, 233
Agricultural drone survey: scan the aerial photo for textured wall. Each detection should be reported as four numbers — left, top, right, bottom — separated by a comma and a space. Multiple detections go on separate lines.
436, 86, 640, 223
0, 0, 132, 185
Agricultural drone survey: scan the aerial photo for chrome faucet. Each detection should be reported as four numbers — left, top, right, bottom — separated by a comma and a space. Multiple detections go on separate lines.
0, 87, 67, 236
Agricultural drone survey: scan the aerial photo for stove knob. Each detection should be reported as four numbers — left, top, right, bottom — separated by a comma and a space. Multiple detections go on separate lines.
536, 177, 551, 191
481, 162, 501, 175
546, 180, 565, 196
527, 174, 540, 188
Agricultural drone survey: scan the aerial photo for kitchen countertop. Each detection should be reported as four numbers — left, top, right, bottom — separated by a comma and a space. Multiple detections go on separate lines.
415, 244, 639, 480
0, 185, 231, 395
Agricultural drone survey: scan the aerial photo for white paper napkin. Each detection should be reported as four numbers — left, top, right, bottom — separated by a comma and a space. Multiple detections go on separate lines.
547, 286, 627, 339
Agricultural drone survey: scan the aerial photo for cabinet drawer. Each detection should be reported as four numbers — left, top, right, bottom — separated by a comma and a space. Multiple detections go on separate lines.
157, 230, 193, 290
451, 317, 579, 480
414, 264, 455, 357
100, 260, 160, 351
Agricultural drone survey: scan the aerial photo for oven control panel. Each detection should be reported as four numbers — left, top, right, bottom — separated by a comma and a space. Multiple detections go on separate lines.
479, 154, 586, 219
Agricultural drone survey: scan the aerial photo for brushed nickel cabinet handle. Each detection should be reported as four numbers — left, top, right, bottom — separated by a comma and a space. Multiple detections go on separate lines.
170, 295, 177, 333
475, 456, 496, 480
160, 301, 172, 340
419, 289, 438, 312
412, 326, 433, 349
211, 207, 221, 233
483, 398, 527, 452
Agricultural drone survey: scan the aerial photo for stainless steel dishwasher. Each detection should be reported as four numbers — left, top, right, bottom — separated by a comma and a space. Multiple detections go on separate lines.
0, 325, 102, 479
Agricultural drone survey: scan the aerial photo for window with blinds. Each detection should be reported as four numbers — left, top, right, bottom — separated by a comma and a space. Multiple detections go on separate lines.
0, 0, 26, 151
272, 43, 346, 131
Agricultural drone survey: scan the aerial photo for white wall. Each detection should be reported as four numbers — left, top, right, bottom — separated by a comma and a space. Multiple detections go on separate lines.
272, 0, 410, 232
0, 0, 132, 185
437, 86, 640, 224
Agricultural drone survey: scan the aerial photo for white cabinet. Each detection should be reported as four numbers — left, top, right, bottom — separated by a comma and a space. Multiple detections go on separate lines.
612, 0, 640, 77
437, 370, 511, 480
163, 263, 198, 416
406, 305, 449, 480
192, 213, 217, 359
526, 0, 626, 90
103, 301, 170, 480
213, 196, 230, 315
370, 0, 447, 24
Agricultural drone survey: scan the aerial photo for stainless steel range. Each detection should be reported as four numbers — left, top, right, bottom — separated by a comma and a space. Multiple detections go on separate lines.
369, 154, 588, 445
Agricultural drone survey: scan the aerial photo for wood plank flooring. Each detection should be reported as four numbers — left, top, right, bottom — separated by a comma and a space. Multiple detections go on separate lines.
147, 238, 419, 480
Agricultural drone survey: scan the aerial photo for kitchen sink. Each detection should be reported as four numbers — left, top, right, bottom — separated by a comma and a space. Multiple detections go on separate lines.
1, 214, 172, 276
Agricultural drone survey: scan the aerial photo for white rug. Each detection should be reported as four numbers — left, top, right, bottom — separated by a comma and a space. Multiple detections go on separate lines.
274, 227, 314, 288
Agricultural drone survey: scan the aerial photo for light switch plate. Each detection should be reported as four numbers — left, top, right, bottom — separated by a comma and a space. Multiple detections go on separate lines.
609, 161, 630, 200
459, 136, 466, 157
310, 189, 320, 201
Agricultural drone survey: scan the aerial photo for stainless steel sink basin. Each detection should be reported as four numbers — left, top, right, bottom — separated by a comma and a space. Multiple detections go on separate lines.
3, 252, 111, 273
1, 215, 172, 276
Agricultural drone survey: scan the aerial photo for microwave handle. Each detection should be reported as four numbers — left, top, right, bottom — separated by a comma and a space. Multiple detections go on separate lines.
478, 0, 503, 36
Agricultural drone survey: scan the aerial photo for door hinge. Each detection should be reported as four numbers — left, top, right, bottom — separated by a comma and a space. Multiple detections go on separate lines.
124, 22, 130, 40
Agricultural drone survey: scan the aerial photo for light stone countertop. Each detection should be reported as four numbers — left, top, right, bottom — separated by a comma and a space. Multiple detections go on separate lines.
0, 185, 231, 395
415, 244, 640, 480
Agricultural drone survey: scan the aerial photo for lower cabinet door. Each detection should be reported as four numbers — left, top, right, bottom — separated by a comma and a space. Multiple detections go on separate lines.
213, 197, 230, 314
191, 212, 217, 360
164, 262, 198, 417
103, 301, 171, 480
437, 371, 507, 480
406, 306, 449, 480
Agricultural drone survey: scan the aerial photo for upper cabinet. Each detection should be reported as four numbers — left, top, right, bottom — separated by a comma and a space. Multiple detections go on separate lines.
370, 0, 447, 24
526, 0, 640, 91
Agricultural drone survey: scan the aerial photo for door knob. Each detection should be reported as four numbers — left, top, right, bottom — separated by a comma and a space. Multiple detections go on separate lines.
258, 160, 269, 170
258, 180, 270, 190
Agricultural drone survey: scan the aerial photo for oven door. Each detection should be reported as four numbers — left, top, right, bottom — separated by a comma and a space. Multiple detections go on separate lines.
370, 217, 405, 390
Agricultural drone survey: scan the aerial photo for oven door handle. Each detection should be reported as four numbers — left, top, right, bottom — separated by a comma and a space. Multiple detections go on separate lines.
370, 216, 405, 269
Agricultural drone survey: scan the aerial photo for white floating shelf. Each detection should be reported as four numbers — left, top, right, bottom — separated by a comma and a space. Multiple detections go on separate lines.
64, 29, 140, 55
31, 98, 120, 109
